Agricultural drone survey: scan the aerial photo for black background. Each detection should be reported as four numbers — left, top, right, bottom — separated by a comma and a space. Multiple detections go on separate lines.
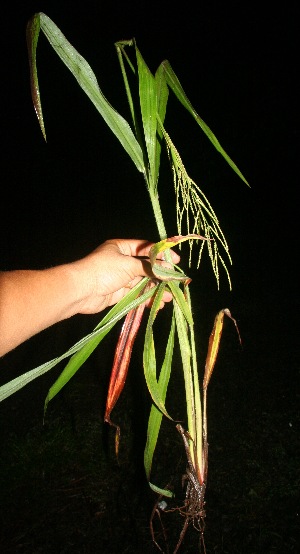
0, 1, 299, 552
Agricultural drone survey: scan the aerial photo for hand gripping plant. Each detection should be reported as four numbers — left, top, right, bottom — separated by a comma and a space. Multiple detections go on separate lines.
0, 13, 248, 552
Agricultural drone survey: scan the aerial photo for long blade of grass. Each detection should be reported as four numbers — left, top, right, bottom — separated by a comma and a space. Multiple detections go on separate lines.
167, 281, 193, 327
144, 312, 175, 493
26, 15, 46, 141
161, 60, 249, 186
143, 284, 173, 419
0, 278, 155, 402
44, 332, 105, 417
27, 13, 145, 172
173, 301, 196, 467
184, 283, 204, 483
136, 46, 158, 188
115, 41, 138, 131
44, 280, 155, 413
116, 41, 169, 194
154, 64, 169, 190
44, 300, 146, 415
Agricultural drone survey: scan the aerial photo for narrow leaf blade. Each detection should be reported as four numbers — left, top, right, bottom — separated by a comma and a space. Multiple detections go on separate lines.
149, 482, 174, 498
203, 308, 241, 389
154, 64, 169, 188
144, 313, 175, 482
0, 278, 154, 402
44, 333, 104, 415
136, 46, 158, 186
143, 285, 173, 419
162, 60, 249, 186
28, 13, 145, 172
26, 14, 46, 140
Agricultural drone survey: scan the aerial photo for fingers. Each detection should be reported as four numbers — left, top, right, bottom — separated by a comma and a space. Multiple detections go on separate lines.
162, 290, 173, 303
107, 238, 180, 264
108, 239, 152, 258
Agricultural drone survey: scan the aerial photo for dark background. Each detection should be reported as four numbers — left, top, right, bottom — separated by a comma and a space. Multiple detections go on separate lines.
0, 2, 299, 553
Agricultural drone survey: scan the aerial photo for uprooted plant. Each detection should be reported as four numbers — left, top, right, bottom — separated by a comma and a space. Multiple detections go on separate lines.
0, 13, 248, 552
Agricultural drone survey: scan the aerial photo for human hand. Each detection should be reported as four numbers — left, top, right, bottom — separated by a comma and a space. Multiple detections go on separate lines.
73, 238, 180, 314
0, 238, 180, 356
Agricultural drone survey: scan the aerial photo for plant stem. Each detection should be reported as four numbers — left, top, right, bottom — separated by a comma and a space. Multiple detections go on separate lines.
148, 185, 175, 263
148, 188, 167, 240
148, 178, 200, 476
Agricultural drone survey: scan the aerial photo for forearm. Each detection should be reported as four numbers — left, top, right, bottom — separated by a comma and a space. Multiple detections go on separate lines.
0, 265, 81, 356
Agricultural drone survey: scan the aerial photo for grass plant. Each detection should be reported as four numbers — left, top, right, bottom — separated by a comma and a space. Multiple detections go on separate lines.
0, 12, 248, 551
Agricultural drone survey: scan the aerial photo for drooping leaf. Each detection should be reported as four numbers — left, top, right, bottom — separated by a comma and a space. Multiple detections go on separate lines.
104, 300, 147, 424
26, 15, 46, 141
201, 308, 241, 483
203, 308, 241, 389
172, 301, 196, 465
184, 284, 203, 482
161, 60, 249, 186
0, 278, 154, 403
43, 279, 155, 412
143, 284, 173, 419
149, 234, 207, 282
104, 284, 150, 455
168, 281, 193, 327
44, 332, 106, 417
27, 13, 145, 172
144, 313, 175, 489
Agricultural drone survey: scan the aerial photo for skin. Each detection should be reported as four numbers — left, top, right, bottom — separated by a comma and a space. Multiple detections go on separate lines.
0, 239, 180, 357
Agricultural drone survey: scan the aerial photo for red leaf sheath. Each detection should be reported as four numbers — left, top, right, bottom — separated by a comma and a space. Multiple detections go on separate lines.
104, 298, 147, 454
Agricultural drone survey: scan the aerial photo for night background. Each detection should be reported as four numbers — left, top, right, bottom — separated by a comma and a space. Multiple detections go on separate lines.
0, 1, 298, 553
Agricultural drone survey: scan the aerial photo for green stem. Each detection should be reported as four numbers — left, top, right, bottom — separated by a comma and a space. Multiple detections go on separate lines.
148, 188, 167, 240
173, 302, 196, 465
148, 187, 174, 264
148, 180, 199, 476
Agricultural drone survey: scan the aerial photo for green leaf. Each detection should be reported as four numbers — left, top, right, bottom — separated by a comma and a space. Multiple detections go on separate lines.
184, 284, 203, 480
0, 278, 155, 403
115, 40, 145, 151
154, 64, 169, 189
27, 13, 145, 172
26, 15, 46, 141
168, 281, 193, 327
173, 301, 197, 463
44, 333, 103, 416
143, 284, 172, 419
151, 264, 189, 282
149, 234, 206, 282
144, 313, 175, 483
149, 482, 174, 498
155, 64, 169, 135
162, 60, 249, 186
136, 46, 158, 188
